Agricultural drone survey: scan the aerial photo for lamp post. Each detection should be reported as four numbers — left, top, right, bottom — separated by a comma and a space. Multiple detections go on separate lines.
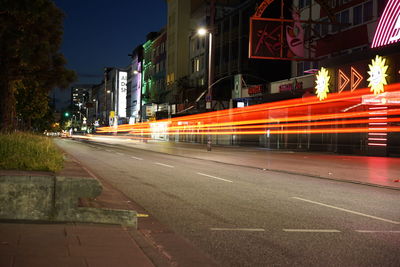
197, 27, 213, 151
197, 27, 213, 110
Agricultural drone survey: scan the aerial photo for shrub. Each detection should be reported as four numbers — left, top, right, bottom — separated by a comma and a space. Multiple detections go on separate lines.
0, 132, 63, 172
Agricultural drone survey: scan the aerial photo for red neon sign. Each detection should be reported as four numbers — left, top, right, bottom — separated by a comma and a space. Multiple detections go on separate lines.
351, 67, 364, 92
338, 67, 364, 93
338, 69, 349, 93
371, 0, 400, 48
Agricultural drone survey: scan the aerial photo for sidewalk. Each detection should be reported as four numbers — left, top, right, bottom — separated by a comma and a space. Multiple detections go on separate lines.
118, 139, 400, 190
0, 223, 154, 267
0, 154, 217, 267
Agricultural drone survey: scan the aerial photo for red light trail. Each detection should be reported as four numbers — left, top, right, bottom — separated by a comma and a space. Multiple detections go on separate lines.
97, 84, 400, 138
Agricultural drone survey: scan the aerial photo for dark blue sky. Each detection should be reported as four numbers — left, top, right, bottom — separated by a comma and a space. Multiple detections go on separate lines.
53, 0, 167, 85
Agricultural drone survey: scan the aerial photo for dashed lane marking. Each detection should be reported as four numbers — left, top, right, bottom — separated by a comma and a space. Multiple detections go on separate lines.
155, 162, 174, 168
131, 156, 143, 161
210, 228, 265, 232
355, 230, 400, 233
197, 172, 233, 183
283, 229, 340, 233
293, 197, 400, 225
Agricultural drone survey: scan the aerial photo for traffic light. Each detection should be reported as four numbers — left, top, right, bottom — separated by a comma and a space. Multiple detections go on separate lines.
64, 112, 70, 117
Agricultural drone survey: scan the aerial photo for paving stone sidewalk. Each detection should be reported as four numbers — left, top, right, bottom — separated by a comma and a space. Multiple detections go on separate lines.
0, 223, 154, 267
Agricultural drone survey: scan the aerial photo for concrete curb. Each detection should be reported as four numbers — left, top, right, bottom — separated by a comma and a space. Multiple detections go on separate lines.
0, 174, 137, 227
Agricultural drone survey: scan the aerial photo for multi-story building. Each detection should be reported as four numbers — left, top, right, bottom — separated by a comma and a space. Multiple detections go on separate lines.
187, 1, 240, 111
165, 0, 191, 103
141, 30, 167, 121
274, 0, 400, 156
211, 0, 292, 109
71, 84, 94, 131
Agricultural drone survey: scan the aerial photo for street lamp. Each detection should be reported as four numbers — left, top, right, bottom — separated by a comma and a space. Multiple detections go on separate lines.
197, 27, 213, 110
197, 27, 213, 151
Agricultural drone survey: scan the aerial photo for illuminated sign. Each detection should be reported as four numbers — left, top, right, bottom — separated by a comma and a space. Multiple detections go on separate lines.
338, 67, 364, 93
118, 71, 128, 117
248, 85, 262, 95
338, 69, 349, 93
351, 67, 364, 92
315, 67, 330, 101
279, 81, 303, 92
362, 92, 400, 106
371, 0, 400, 48
367, 55, 388, 95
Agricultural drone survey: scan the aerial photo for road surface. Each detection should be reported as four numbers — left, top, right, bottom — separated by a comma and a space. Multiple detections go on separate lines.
55, 138, 400, 266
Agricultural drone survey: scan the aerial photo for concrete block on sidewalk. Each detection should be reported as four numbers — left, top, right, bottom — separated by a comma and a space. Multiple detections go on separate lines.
0, 174, 137, 227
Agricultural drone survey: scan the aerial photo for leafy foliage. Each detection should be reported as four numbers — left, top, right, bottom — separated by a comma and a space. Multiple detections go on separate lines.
0, 0, 76, 131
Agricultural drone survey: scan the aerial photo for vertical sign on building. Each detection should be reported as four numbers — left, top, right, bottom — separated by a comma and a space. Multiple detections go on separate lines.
118, 71, 128, 118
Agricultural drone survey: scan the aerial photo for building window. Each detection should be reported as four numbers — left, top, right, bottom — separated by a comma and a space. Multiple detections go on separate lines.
297, 62, 304, 76
353, 5, 362, 26
363, 1, 373, 22
299, 0, 311, 9
195, 58, 200, 72
321, 18, 329, 36
341, 9, 350, 29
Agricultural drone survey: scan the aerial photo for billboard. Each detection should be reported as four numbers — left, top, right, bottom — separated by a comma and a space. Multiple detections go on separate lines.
118, 71, 128, 118
249, 17, 306, 60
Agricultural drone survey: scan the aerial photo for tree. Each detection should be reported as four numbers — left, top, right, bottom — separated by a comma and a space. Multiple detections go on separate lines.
0, 0, 76, 132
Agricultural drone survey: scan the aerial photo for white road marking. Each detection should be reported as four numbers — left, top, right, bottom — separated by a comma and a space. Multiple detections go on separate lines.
116, 152, 124, 156
105, 149, 112, 152
131, 156, 143, 161
155, 162, 174, 168
355, 230, 400, 233
283, 229, 340, 233
293, 197, 400, 225
196, 172, 233, 183
210, 228, 265, 232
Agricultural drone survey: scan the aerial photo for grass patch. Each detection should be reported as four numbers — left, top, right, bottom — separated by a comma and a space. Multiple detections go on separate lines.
0, 132, 64, 172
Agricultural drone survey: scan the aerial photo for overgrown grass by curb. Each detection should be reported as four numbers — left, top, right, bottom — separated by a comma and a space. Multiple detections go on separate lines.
0, 132, 64, 172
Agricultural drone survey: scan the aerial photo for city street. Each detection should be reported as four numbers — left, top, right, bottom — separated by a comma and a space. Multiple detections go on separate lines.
55, 138, 400, 267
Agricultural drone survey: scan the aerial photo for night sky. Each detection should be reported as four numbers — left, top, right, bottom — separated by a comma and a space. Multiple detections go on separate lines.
52, 0, 167, 85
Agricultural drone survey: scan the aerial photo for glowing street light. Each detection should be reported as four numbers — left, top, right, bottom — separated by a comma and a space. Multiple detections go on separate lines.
197, 27, 207, 36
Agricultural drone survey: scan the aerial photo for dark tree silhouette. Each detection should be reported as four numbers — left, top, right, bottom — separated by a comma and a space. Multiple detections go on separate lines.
0, 0, 76, 131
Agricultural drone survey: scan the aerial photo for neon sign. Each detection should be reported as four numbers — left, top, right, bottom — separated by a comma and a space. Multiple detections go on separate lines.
351, 67, 364, 92
371, 0, 400, 48
367, 55, 388, 95
338, 69, 349, 93
315, 67, 330, 101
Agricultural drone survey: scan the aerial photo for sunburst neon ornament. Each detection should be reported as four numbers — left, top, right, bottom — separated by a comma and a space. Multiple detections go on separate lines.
315, 67, 330, 101
367, 55, 388, 95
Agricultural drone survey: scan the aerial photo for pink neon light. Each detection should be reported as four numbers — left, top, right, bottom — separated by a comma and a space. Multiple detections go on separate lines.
368, 143, 387, 147
368, 133, 387, 136
368, 138, 388, 141
368, 122, 388, 125
373, 0, 395, 47
368, 117, 388, 120
372, 0, 400, 48
368, 107, 388, 110
368, 128, 388, 131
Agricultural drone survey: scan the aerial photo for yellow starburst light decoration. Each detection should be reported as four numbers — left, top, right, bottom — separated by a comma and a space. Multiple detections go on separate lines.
315, 67, 330, 101
367, 55, 388, 95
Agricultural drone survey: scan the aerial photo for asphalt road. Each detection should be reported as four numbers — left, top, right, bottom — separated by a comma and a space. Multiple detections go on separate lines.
55, 138, 400, 267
